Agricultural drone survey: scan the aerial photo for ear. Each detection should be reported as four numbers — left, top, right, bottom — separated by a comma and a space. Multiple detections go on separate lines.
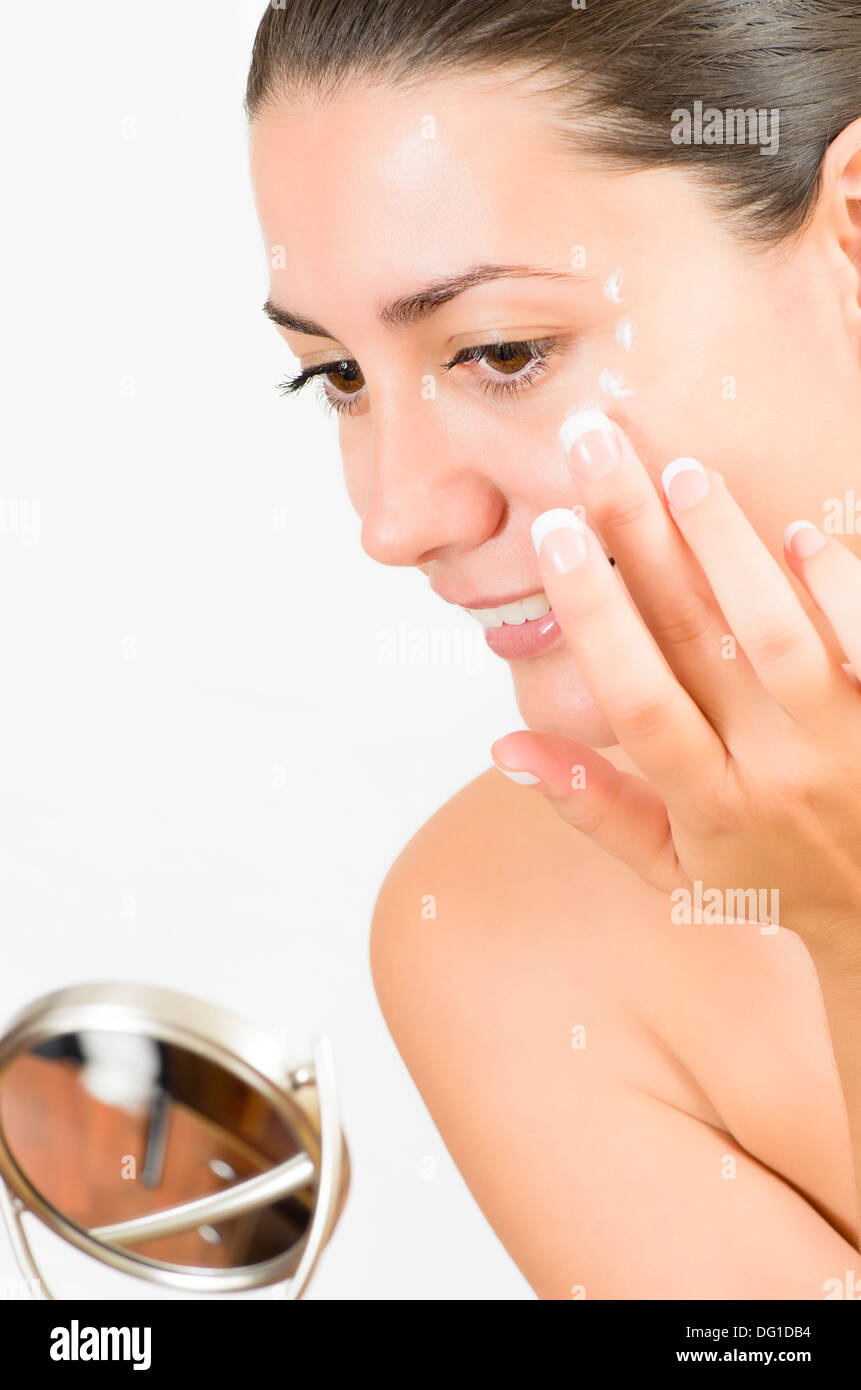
821, 114, 861, 307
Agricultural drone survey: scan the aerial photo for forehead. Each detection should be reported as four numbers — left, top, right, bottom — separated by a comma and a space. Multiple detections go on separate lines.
248, 73, 710, 342
250, 72, 566, 244
250, 77, 588, 307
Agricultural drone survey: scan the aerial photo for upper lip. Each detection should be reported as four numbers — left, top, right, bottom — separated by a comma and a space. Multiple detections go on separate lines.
431, 584, 545, 611
428, 531, 613, 611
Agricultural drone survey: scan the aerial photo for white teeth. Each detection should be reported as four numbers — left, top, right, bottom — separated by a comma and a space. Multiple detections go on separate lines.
466, 592, 550, 627
496, 599, 528, 625
521, 592, 551, 621
467, 605, 502, 627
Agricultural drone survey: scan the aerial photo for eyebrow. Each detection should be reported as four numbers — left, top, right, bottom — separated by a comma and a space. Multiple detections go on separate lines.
262, 263, 586, 338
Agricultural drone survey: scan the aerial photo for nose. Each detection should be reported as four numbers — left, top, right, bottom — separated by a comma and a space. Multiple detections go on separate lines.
357, 406, 506, 567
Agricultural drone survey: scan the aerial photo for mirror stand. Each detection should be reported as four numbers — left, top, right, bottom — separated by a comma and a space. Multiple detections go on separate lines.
0, 986, 349, 1300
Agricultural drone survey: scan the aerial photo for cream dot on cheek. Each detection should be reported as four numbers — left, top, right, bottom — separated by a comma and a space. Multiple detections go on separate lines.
615, 318, 636, 352
603, 269, 623, 303
598, 367, 635, 400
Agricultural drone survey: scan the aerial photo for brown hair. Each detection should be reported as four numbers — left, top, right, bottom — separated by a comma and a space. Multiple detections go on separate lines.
244, 0, 861, 244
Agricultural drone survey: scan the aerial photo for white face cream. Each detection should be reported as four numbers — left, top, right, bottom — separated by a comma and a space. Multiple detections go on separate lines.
603, 268, 624, 303
616, 317, 636, 352
599, 366, 636, 399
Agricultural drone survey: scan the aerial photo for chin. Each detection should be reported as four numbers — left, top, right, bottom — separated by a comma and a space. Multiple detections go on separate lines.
510, 647, 618, 748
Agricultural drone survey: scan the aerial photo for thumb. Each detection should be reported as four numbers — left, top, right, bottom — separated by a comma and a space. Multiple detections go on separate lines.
491, 731, 684, 896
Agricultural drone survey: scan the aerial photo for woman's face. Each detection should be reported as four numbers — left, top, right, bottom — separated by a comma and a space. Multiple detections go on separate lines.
250, 71, 861, 746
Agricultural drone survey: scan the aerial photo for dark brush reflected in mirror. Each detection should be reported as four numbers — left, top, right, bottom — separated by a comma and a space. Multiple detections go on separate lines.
0, 1031, 313, 1269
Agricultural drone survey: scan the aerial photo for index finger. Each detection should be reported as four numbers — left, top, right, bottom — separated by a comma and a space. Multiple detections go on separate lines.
532, 506, 728, 809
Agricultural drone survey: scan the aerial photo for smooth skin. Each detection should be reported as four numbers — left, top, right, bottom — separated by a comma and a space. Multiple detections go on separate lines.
250, 67, 861, 1298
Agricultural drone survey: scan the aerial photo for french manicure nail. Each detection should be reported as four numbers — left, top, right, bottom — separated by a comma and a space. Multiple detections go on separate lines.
531, 508, 588, 574
661, 457, 710, 511
559, 409, 620, 480
492, 759, 542, 786
784, 519, 826, 559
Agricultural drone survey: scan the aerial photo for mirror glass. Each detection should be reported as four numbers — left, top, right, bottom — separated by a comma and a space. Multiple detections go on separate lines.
0, 1031, 314, 1269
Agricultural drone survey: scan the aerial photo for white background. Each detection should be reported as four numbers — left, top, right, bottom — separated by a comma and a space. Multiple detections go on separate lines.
0, 2, 532, 1298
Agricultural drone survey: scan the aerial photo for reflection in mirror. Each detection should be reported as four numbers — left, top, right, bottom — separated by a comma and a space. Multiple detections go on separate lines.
0, 1032, 314, 1269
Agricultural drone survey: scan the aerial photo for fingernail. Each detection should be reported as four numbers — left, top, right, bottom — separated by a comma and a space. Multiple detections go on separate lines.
559, 409, 620, 480
492, 758, 541, 786
531, 508, 588, 574
784, 519, 826, 559
661, 457, 710, 511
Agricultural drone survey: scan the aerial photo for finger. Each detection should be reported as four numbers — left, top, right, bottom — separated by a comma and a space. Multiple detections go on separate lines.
531, 507, 728, 809
661, 461, 855, 731
559, 410, 768, 736
491, 731, 684, 894
784, 520, 861, 682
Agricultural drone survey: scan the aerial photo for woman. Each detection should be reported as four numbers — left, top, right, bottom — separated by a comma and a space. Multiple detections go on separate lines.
245, 0, 861, 1298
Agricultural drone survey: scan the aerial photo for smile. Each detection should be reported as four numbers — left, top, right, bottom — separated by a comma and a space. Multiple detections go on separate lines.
464, 592, 550, 627
461, 591, 563, 660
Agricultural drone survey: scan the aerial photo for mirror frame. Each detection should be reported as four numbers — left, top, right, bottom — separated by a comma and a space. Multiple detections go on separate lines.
0, 982, 349, 1297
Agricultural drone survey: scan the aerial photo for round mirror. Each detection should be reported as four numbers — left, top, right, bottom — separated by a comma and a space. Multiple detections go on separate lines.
0, 983, 349, 1298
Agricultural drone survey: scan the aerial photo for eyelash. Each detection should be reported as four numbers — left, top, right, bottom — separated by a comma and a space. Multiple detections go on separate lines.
276, 336, 566, 417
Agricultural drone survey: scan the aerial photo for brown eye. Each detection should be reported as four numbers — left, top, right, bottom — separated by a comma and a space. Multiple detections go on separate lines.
324, 359, 364, 395
441, 336, 565, 405
483, 343, 536, 375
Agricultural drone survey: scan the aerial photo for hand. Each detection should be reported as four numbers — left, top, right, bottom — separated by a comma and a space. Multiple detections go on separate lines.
491, 411, 861, 955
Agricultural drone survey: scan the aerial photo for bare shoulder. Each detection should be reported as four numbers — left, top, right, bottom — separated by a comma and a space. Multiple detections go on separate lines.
369, 763, 681, 1111
369, 767, 859, 1299
370, 763, 673, 1014
370, 763, 621, 968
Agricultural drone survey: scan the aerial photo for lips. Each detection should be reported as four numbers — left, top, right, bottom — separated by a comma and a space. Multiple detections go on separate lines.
463, 587, 563, 657
431, 535, 615, 660
429, 585, 564, 660
480, 606, 563, 659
